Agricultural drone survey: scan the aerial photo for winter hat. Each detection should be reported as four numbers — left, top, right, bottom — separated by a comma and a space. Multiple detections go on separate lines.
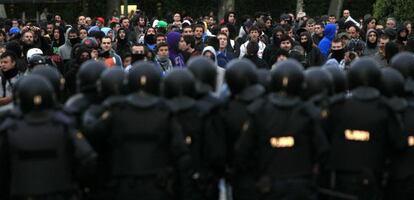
88, 26, 100, 34
157, 20, 168, 28
101, 27, 112, 36
96, 17, 105, 24
9, 27, 20, 36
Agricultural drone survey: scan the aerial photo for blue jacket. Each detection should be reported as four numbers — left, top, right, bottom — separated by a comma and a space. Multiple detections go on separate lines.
167, 32, 185, 67
318, 24, 337, 58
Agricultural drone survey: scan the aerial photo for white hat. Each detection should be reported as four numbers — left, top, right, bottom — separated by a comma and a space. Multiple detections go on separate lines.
152, 19, 159, 28
183, 20, 191, 26
27, 48, 43, 61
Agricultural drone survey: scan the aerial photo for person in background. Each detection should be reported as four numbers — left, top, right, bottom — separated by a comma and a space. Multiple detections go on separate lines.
98, 36, 122, 68
0, 51, 22, 105
154, 42, 173, 74
239, 25, 266, 59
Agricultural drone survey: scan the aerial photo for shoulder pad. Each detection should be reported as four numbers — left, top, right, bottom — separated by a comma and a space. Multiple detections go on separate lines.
237, 84, 265, 103
126, 93, 162, 109
351, 87, 381, 101
64, 94, 92, 115
197, 94, 223, 114
268, 93, 301, 108
101, 96, 126, 108
166, 97, 196, 113
382, 97, 408, 113
0, 117, 18, 132
300, 101, 321, 120
328, 92, 347, 105
51, 110, 76, 126
246, 96, 266, 114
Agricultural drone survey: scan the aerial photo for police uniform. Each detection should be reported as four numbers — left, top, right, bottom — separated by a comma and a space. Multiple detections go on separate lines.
235, 60, 329, 200
187, 57, 228, 200
0, 75, 96, 200
88, 62, 191, 200
220, 59, 265, 200
322, 58, 406, 200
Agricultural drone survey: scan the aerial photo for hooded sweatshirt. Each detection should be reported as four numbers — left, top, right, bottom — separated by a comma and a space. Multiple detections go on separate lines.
202, 46, 225, 96
58, 28, 76, 61
318, 24, 337, 58
364, 29, 379, 56
167, 31, 185, 67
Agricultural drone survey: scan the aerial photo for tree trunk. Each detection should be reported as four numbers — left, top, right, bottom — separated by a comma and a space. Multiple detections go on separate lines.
124, 0, 128, 16
0, 4, 6, 19
107, 0, 120, 17
296, 0, 304, 14
328, 0, 344, 18
218, 0, 235, 22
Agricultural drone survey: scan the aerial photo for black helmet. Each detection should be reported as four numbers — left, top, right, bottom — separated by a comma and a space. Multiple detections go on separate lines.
28, 54, 47, 69
77, 60, 106, 93
98, 68, 126, 98
127, 61, 162, 95
303, 67, 334, 100
187, 56, 217, 95
348, 57, 381, 89
322, 64, 348, 94
31, 65, 65, 97
390, 52, 414, 79
270, 59, 304, 96
380, 67, 405, 97
225, 59, 258, 96
162, 69, 196, 99
256, 68, 272, 93
15, 75, 55, 113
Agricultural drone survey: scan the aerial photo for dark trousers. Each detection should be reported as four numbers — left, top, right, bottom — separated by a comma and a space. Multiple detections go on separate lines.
386, 176, 414, 200
259, 177, 317, 200
319, 171, 382, 200
112, 178, 170, 200
12, 193, 78, 200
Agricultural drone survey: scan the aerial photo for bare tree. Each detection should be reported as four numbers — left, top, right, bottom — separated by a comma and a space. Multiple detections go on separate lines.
328, 0, 344, 18
107, 0, 120, 17
218, 0, 235, 21
296, 0, 304, 14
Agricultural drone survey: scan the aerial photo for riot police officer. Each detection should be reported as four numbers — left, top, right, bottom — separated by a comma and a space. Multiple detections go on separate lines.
382, 61, 414, 200
235, 59, 329, 200
256, 68, 272, 94
322, 57, 406, 200
0, 75, 96, 200
390, 52, 414, 99
64, 60, 106, 127
162, 69, 207, 200
81, 68, 127, 200
187, 56, 227, 200
86, 61, 191, 200
32, 65, 66, 105
220, 59, 265, 200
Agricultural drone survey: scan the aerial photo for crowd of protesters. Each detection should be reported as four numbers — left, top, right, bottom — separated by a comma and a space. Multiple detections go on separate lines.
2, 7, 414, 200
0, 9, 413, 104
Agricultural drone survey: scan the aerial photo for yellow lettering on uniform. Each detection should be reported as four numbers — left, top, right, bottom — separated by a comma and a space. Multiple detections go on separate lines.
344, 129, 370, 141
408, 136, 414, 146
270, 136, 295, 148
